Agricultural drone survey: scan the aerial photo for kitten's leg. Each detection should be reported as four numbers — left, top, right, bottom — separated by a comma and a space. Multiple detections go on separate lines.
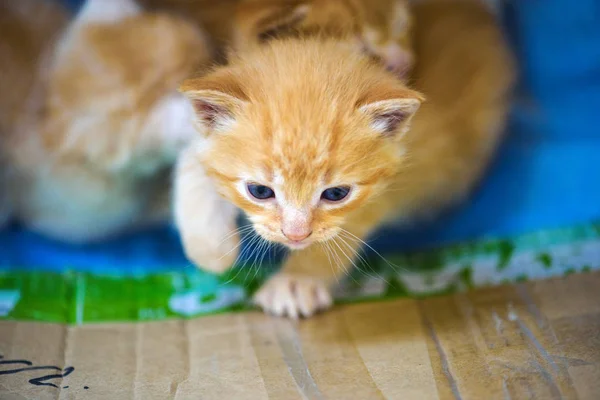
174, 144, 240, 274
254, 230, 365, 319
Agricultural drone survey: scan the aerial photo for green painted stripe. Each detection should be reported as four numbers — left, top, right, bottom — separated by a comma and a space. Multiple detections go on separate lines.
1, 221, 599, 324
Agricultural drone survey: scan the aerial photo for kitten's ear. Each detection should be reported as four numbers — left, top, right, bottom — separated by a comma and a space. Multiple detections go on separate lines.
179, 71, 248, 134
358, 88, 424, 138
235, 1, 310, 45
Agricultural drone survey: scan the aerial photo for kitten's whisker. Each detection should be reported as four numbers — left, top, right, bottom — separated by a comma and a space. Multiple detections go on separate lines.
221, 259, 248, 286
166, 227, 255, 278
217, 226, 257, 261
330, 237, 360, 285
337, 234, 390, 285
251, 237, 273, 284
248, 234, 269, 278
221, 233, 262, 286
217, 238, 245, 261
249, 238, 267, 281
325, 239, 345, 278
239, 233, 262, 265
267, 241, 274, 266
320, 242, 339, 284
252, 240, 271, 283
327, 239, 344, 275
339, 229, 406, 274
217, 224, 254, 247
332, 236, 361, 273
331, 236, 366, 284
182, 262, 196, 271
242, 234, 262, 266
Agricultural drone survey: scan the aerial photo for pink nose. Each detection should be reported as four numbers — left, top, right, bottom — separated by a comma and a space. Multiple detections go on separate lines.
282, 229, 312, 242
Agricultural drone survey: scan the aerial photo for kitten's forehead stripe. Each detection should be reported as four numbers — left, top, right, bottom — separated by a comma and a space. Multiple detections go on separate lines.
273, 171, 285, 186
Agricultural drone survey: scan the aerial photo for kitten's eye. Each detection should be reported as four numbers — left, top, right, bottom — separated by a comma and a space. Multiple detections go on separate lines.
247, 184, 275, 200
321, 186, 351, 202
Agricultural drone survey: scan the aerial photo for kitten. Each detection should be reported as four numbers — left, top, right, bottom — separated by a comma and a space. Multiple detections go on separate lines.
176, 0, 515, 318
361, 0, 414, 74
3, 0, 211, 242
233, 0, 415, 76
138, 0, 414, 75
138, 0, 239, 63
0, 0, 69, 228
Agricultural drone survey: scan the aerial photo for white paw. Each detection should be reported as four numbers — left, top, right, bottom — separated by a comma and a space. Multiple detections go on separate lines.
184, 228, 240, 274
253, 274, 333, 319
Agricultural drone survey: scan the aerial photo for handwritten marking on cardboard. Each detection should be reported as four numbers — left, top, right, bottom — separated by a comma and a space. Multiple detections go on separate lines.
0, 355, 88, 390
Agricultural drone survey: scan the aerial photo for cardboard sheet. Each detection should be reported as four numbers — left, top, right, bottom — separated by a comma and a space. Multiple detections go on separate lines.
1, 271, 599, 399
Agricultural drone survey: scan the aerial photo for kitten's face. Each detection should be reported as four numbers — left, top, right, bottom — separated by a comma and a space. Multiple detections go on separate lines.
197, 113, 399, 250
181, 39, 423, 249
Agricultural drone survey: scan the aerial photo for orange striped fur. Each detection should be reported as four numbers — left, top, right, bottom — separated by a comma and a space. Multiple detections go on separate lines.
176, 0, 515, 318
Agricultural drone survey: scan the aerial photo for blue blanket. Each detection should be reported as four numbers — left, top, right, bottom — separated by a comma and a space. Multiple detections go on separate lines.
1, 0, 599, 274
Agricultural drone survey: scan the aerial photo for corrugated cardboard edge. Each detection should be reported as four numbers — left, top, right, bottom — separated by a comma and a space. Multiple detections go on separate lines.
1, 271, 599, 399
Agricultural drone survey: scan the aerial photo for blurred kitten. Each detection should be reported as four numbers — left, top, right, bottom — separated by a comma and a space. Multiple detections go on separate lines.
0, 0, 68, 228
176, 0, 515, 318
138, 0, 414, 75
3, 0, 211, 242
233, 0, 414, 76
138, 0, 239, 62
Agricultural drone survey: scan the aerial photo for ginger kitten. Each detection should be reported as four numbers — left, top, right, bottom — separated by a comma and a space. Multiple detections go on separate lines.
0, 0, 68, 228
3, 0, 211, 242
139, 0, 414, 75
177, 0, 515, 318
233, 0, 415, 75
139, 0, 239, 62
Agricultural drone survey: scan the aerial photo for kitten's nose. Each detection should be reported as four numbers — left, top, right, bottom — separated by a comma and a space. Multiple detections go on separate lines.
282, 229, 312, 242
281, 208, 312, 242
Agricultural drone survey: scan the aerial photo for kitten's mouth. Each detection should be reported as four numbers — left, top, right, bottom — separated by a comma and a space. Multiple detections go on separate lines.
285, 240, 311, 250
253, 227, 312, 250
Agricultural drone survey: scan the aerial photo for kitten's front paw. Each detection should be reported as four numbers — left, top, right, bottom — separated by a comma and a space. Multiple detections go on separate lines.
253, 274, 333, 319
184, 230, 240, 274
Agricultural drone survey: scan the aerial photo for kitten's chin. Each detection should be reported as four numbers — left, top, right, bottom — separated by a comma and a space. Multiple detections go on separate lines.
285, 241, 312, 251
